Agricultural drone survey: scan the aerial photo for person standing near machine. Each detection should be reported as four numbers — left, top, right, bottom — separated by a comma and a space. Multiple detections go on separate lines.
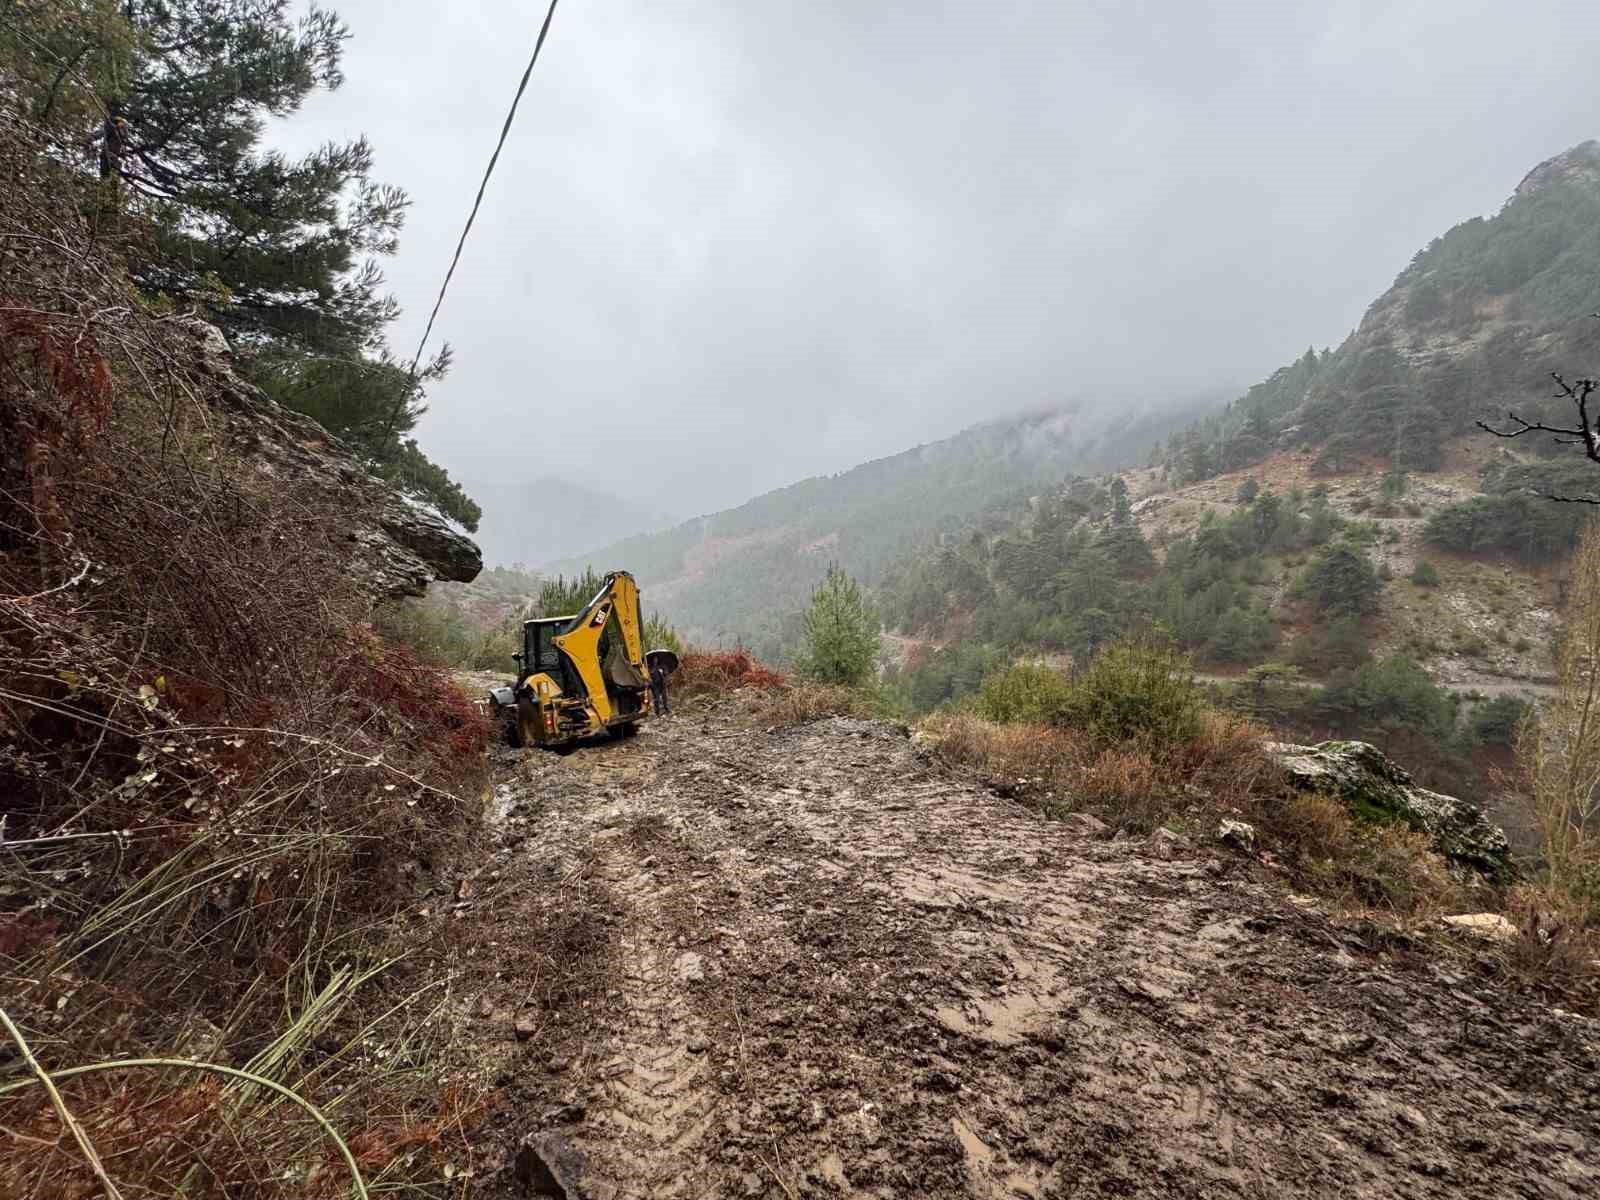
648, 652, 672, 716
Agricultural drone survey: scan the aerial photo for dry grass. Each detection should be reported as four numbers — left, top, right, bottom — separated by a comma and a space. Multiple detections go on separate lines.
1516, 522, 1600, 914
925, 707, 1269, 826
1488, 521, 1600, 999
748, 681, 876, 727
1491, 886, 1600, 997
1, 109, 491, 1194
923, 707, 1469, 920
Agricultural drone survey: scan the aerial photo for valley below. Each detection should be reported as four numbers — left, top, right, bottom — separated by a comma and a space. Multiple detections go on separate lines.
448, 698, 1599, 1199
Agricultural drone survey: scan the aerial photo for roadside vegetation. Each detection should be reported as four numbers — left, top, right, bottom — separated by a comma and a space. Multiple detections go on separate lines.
1, 118, 493, 1197
1505, 521, 1600, 978
876, 471, 1519, 798
0, 6, 499, 1195
921, 635, 1596, 998
924, 641, 1452, 910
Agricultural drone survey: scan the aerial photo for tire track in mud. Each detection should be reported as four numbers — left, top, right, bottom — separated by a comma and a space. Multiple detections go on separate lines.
541, 742, 725, 1199
470, 711, 1600, 1199
585, 932, 716, 1197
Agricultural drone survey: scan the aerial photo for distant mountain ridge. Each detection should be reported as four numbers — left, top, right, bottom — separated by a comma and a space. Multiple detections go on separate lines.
470, 475, 676, 567
549, 395, 1228, 654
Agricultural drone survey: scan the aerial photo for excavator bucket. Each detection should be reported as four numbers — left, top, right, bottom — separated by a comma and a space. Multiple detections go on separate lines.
604, 641, 648, 690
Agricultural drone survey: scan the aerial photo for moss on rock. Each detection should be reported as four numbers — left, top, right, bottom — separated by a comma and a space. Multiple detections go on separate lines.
1268, 739, 1514, 883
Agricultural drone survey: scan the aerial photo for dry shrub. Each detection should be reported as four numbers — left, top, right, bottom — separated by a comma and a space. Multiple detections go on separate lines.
1515, 520, 1600, 922
1076, 747, 1165, 818
1, 111, 488, 1194
1173, 708, 1273, 805
1492, 886, 1600, 997
924, 714, 1070, 790
1350, 826, 1467, 917
1, 1069, 490, 1199
1489, 521, 1600, 999
749, 681, 874, 727
925, 706, 1464, 918
1265, 801, 1465, 917
1257, 791, 1354, 864
674, 650, 788, 698
926, 707, 1267, 825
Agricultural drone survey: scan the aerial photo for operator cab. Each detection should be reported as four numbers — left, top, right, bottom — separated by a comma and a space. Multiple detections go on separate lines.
515, 615, 577, 691
519, 616, 569, 675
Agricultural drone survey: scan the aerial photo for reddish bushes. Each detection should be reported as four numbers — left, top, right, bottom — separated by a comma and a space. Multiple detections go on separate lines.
0, 119, 492, 1197
334, 627, 492, 765
675, 650, 788, 697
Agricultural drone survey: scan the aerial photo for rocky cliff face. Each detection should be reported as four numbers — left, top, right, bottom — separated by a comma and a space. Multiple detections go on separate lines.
185, 322, 482, 598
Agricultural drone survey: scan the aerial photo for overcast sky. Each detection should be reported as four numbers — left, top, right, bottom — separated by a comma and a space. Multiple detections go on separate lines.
275, 0, 1599, 534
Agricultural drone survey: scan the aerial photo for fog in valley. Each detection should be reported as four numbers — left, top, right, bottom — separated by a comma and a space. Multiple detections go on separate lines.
275, 1, 1600, 557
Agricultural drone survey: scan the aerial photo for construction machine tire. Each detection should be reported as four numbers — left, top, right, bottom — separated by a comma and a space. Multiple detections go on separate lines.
609, 721, 640, 741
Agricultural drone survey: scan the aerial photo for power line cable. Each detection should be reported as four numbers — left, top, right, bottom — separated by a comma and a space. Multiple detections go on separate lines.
399, 0, 562, 396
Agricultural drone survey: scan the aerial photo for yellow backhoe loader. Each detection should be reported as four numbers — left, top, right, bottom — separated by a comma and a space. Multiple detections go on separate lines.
486, 570, 662, 749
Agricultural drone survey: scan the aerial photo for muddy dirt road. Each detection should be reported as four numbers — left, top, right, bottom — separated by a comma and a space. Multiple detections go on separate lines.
456, 706, 1598, 1198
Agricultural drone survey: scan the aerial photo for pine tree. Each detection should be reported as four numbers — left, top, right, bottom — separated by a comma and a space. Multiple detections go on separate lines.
1182, 435, 1217, 483
797, 564, 882, 686
1095, 523, 1155, 575
1108, 475, 1132, 525
15, 2, 395, 360
5, 2, 483, 529
1295, 543, 1383, 616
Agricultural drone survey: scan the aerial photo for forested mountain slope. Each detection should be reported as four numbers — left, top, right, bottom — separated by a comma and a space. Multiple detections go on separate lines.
877, 141, 1600, 812
1170, 139, 1600, 480
562, 141, 1600, 664
550, 397, 1223, 654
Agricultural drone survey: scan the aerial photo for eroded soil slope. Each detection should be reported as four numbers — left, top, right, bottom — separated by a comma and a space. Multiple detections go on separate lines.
456, 707, 1598, 1198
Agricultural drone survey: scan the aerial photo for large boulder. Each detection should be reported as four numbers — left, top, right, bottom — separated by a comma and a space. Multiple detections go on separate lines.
1267, 739, 1514, 883
186, 322, 482, 598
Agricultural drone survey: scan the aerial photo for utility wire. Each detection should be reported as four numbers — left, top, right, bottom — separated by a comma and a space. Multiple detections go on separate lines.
401, 0, 562, 387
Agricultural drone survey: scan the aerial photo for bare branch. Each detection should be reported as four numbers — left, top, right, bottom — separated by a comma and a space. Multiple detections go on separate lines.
1, 554, 93, 603
1539, 492, 1600, 506
1477, 373, 1600, 465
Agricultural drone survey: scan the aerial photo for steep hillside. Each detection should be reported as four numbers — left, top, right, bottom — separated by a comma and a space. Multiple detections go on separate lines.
551, 397, 1225, 655
1173, 140, 1600, 480
2, 108, 492, 1195
878, 142, 1600, 812
1121, 445, 1566, 693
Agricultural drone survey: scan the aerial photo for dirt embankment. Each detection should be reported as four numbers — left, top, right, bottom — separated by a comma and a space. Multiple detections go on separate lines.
450, 707, 1598, 1198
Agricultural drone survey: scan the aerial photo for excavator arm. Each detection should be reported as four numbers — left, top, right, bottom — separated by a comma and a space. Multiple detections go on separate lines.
551, 571, 647, 725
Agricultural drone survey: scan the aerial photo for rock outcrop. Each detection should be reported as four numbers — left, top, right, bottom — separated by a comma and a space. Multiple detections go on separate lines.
184, 321, 481, 598
1268, 739, 1514, 882
1513, 139, 1600, 200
